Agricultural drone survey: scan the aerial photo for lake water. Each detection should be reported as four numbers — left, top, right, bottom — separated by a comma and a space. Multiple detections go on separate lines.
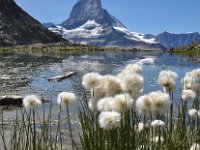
0, 50, 199, 118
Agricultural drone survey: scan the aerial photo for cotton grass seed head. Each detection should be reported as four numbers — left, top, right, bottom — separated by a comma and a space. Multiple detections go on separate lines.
188, 109, 200, 119
121, 74, 143, 94
98, 111, 121, 130
82, 72, 102, 89
97, 97, 113, 112
151, 120, 165, 128
158, 70, 178, 91
190, 143, 200, 150
148, 91, 171, 114
23, 95, 42, 109
57, 92, 76, 107
104, 75, 122, 96
112, 93, 134, 112
191, 68, 200, 79
182, 75, 194, 90
124, 64, 143, 75
136, 95, 152, 115
136, 122, 144, 132
88, 98, 98, 112
152, 136, 164, 143
181, 90, 196, 102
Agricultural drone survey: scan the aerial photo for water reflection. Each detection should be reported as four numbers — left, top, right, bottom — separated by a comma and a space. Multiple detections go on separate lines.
0, 50, 199, 117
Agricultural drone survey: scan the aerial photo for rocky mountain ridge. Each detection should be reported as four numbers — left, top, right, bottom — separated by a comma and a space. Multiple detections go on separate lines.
0, 0, 64, 47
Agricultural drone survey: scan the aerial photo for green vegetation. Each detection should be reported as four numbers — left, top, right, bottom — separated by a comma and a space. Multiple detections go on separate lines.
1, 64, 200, 150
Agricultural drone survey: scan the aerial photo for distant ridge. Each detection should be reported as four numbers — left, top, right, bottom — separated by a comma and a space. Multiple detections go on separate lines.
0, 0, 65, 47
47, 0, 165, 50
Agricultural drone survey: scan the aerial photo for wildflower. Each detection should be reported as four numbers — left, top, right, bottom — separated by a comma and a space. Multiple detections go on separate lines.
182, 75, 194, 90
88, 98, 98, 112
136, 95, 152, 115
124, 64, 143, 75
136, 122, 144, 132
98, 111, 121, 130
191, 68, 200, 79
112, 93, 134, 112
97, 97, 113, 112
82, 72, 102, 89
191, 82, 200, 96
118, 64, 142, 79
188, 109, 200, 119
23, 95, 42, 109
92, 85, 106, 100
152, 136, 164, 143
190, 143, 200, 150
57, 92, 76, 107
158, 70, 178, 91
121, 74, 143, 94
151, 120, 165, 128
104, 75, 122, 96
181, 90, 196, 101
148, 91, 171, 114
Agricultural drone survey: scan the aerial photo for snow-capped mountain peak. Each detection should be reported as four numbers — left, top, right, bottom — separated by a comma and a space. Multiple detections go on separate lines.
46, 0, 165, 50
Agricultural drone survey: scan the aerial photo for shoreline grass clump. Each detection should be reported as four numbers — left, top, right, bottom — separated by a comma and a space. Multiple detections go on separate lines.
79, 63, 200, 150
0, 63, 200, 149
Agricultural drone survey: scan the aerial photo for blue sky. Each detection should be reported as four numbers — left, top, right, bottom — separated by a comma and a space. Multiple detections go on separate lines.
15, 0, 200, 34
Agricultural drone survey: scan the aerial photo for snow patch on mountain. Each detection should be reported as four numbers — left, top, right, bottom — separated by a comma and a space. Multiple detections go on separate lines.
49, 20, 104, 39
113, 26, 156, 44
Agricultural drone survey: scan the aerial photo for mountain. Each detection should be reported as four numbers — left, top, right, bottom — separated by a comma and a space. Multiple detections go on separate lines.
144, 31, 200, 49
0, 0, 64, 47
47, 0, 164, 50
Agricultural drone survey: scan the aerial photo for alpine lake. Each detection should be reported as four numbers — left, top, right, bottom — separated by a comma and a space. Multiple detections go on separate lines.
0, 48, 200, 149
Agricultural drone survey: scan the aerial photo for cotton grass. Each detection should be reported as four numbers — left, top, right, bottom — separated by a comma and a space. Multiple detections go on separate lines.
188, 109, 200, 119
158, 70, 178, 91
190, 143, 200, 150
112, 93, 134, 112
23, 95, 42, 109
98, 111, 121, 130
57, 92, 76, 106
148, 91, 171, 114
82, 72, 102, 89
151, 120, 165, 128
181, 90, 196, 101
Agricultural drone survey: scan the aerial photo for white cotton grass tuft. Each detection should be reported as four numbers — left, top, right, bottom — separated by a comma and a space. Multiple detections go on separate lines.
136, 122, 144, 132
82, 72, 102, 90
190, 143, 200, 150
112, 93, 134, 112
182, 74, 194, 90
121, 74, 143, 94
152, 136, 164, 143
136, 95, 152, 115
92, 85, 106, 100
188, 109, 200, 119
117, 64, 142, 79
151, 120, 165, 128
190, 68, 200, 79
124, 64, 143, 75
88, 98, 98, 112
181, 90, 196, 102
104, 75, 122, 96
157, 70, 178, 91
98, 111, 121, 130
57, 92, 76, 107
148, 91, 171, 114
97, 97, 113, 112
23, 95, 42, 109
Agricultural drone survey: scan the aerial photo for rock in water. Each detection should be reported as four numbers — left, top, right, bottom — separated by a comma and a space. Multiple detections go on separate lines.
0, 0, 64, 47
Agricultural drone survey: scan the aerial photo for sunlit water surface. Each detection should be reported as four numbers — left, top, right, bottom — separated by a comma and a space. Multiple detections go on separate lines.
0, 50, 199, 119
